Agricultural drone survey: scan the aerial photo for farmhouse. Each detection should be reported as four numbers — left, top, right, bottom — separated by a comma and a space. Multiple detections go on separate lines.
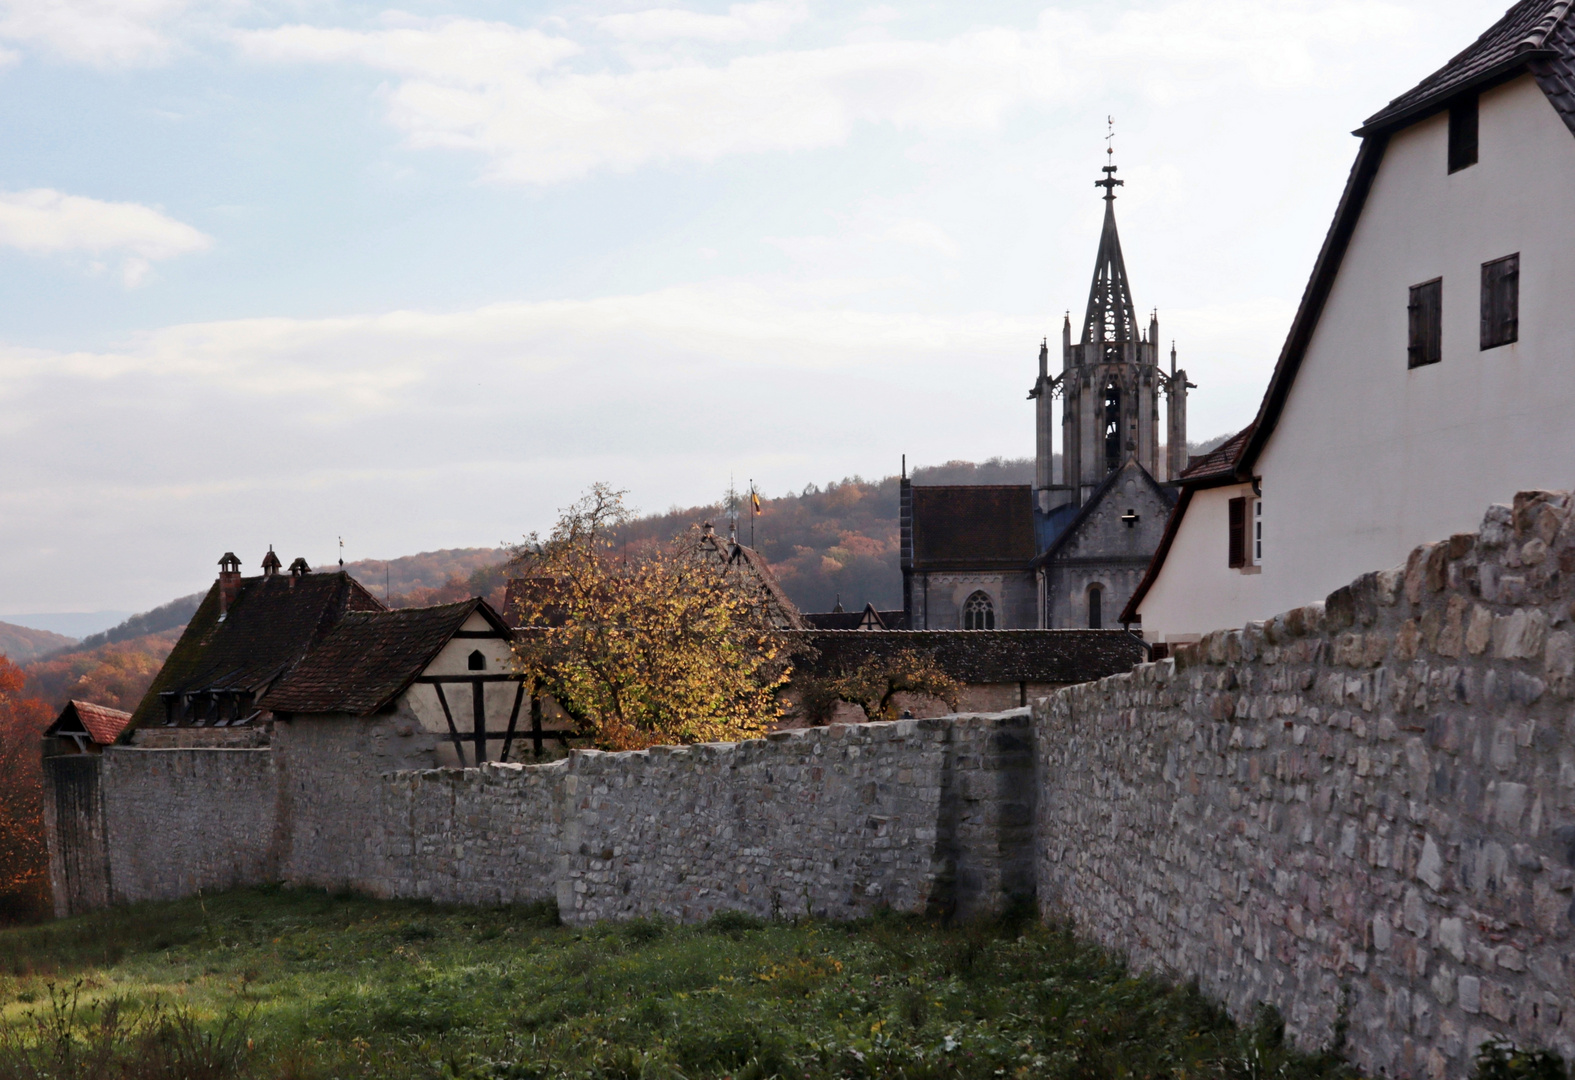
1128, 0, 1575, 642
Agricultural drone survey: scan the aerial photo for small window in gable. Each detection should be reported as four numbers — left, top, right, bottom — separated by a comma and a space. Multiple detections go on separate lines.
963, 591, 995, 631
1481, 253, 1519, 350
468, 649, 486, 671
1408, 278, 1442, 368
1449, 94, 1478, 173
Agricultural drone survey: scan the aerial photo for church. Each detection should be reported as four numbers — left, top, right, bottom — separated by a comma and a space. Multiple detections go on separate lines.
901, 160, 1192, 630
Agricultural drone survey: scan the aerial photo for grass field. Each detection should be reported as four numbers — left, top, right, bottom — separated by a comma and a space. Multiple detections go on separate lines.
0, 888, 1357, 1079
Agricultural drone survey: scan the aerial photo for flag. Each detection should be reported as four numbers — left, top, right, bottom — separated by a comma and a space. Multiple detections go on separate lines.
751, 491, 762, 513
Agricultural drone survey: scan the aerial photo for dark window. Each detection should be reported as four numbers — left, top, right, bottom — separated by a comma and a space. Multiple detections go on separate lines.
1449, 94, 1478, 173
1087, 585, 1103, 629
468, 649, 486, 671
1408, 278, 1442, 368
963, 591, 995, 630
1228, 497, 1247, 569
1102, 381, 1122, 473
1481, 253, 1519, 350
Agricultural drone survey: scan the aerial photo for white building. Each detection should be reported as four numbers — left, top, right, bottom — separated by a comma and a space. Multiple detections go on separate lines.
1128, 0, 1575, 643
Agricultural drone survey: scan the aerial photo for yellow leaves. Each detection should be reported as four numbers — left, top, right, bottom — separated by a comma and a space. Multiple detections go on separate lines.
509, 485, 790, 752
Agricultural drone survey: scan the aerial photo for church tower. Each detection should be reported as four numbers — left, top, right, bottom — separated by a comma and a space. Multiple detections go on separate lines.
1031, 160, 1191, 512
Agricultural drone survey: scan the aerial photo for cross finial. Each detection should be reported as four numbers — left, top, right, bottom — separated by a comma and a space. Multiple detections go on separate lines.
1096, 115, 1123, 201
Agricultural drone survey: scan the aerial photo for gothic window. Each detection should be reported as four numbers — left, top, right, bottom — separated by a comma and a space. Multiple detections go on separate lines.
1103, 381, 1122, 473
1087, 585, 1104, 630
1449, 94, 1478, 173
963, 591, 995, 631
1481, 254, 1518, 350
468, 649, 486, 671
1408, 278, 1441, 368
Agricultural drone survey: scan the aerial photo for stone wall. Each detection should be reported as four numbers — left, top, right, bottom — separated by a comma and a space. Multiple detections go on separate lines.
100, 748, 281, 905
42, 755, 110, 917
47, 710, 1034, 927
1036, 490, 1575, 1079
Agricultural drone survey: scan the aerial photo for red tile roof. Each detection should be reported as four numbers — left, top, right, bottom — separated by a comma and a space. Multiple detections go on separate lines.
44, 700, 132, 745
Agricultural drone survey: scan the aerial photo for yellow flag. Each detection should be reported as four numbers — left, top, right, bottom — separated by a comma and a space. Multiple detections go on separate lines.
751, 491, 762, 513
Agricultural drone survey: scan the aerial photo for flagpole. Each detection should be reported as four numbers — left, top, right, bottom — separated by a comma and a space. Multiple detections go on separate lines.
748, 480, 756, 549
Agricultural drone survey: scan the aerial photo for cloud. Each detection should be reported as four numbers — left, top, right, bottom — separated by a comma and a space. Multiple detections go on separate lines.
593, 1, 807, 44
0, 189, 210, 285
238, 0, 1413, 185
0, 0, 192, 65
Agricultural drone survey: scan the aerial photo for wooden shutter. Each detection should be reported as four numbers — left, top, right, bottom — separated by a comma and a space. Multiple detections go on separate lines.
1481, 254, 1519, 349
1408, 279, 1441, 368
1228, 497, 1247, 568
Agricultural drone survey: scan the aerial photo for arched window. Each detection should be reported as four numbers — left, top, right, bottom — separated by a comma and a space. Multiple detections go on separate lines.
1102, 381, 1122, 473
963, 591, 995, 631
1087, 585, 1104, 629
468, 649, 486, 671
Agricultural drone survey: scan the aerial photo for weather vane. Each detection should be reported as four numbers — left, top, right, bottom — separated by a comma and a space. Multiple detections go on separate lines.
1096, 115, 1124, 201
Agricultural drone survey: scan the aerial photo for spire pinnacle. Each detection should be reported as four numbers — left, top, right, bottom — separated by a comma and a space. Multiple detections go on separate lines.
1080, 147, 1138, 352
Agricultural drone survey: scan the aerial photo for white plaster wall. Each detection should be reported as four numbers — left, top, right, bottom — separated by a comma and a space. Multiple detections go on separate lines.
1138, 484, 1260, 640
1150, 75, 1575, 635
404, 611, 523, 759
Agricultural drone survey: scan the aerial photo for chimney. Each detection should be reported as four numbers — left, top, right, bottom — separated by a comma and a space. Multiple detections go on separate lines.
217, 552, 242, 621
261, 546, 282, 580
288, 557, 310, 588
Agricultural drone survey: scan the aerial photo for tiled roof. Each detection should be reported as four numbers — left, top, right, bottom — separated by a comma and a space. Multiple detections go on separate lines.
261, 600, 495, 715
44, 700, 132, 744
1178, 426, 1254, 485
1361, 1, 1575, 134
909, 485, 1037, 570
801, 606, 907, 631
128, 571, 386, 729
784, 629, 1146, 685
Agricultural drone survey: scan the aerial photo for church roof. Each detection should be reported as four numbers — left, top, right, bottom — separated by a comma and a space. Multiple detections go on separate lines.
908, 485, 1037, 570
784, 628, 1147, 686
1080, 172, 1140, 348
1030, 460, 1174, 569
1239, 1, 1575, 481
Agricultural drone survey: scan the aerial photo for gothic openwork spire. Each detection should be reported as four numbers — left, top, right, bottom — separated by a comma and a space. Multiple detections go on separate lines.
1080, 164, 1139, 354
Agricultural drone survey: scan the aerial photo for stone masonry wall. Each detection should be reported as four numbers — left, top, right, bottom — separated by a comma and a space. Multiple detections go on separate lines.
1035, 490, 1575, 1079
99, 748, 281, 905
50, 710, 1034, 928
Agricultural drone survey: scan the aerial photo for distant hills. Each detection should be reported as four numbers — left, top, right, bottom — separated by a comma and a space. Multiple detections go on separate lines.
9, 446, 1236, 712
0, 622, 78, 663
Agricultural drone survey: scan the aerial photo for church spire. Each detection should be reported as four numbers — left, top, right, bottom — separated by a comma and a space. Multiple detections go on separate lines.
1080, 164, 1139, 352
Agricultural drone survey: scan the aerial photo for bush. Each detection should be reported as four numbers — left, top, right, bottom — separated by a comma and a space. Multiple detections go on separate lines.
1474, 1037, 1568, 1080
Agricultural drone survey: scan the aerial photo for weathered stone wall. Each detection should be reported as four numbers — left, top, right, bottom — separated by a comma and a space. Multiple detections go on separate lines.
99, 748, 281, 905
42, 755, 110, 917
1035, 490, 1575, 1079
47, 710, 1033, 928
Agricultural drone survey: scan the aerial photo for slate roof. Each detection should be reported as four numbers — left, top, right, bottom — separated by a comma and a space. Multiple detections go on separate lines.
261, 599, 505, 715
801, 605, 906, 630
909, 485, 1037, 570
784, 629, 1147, 685
44, 700, 132, 745
1360, 0, 1575, 135
129, 572, 386, 729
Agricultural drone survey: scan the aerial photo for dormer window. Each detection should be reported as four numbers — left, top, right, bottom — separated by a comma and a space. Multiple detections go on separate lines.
468, 650, 486, 671
1448, 94, 1478, 173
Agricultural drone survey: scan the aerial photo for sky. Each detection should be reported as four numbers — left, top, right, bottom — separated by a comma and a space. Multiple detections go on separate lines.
0, 0, 1516, 614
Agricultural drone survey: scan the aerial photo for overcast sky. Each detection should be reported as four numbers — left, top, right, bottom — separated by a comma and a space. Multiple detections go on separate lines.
0, 0, 1512, 613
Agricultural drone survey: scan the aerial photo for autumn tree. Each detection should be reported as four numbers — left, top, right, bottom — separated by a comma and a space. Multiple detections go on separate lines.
0, 656, 55, 923
794, 649, 961, 725
507, 484, 791, 751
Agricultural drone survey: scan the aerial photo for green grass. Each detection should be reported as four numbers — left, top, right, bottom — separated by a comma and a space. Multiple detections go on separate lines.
0, 887, 1357, 1080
